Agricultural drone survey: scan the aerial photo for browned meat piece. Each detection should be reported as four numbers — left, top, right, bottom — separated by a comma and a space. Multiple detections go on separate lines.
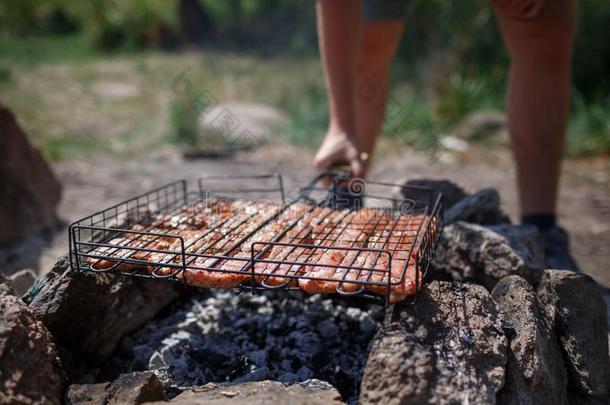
299, 209, 382, 293
254, 206, 335, 286
364, 214, 434, 302
179, 200, 287, 287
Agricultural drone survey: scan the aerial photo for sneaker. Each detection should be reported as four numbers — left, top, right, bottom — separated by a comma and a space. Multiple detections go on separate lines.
540, 225, 581, 272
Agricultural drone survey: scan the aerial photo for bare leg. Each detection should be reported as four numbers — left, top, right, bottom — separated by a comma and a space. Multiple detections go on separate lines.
314, 0, 365, 177
494, 0, 575, 216
355, 21, 406, 160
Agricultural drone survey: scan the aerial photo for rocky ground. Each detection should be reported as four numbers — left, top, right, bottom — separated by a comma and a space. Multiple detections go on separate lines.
2, 173, 609, 404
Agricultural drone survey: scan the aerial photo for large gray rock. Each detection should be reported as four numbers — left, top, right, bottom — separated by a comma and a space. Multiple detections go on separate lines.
360, 281, 507, 404
65, 371, 166, 405
151, 380, 343, 405
0, 278, 67, 404
491, 276, 568, 405
8, 268, 37, 296
24, 255, 185, 359
64, 382, 110, 405
444, 188, 511, 225
454, 110, 506, 140
537, 270, 610, 396
433, 222, 544, 289
401, 179, 468, 210
0, 104, 61, 243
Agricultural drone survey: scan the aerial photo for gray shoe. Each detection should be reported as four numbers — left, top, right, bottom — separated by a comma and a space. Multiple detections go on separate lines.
540, 225, 581, 272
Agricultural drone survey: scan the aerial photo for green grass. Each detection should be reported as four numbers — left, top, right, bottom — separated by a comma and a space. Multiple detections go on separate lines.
0, 33, 608, 161
0, 34, 94, 66
568, 94, 610, 157
40, 136, 109, 161
434, 72, 504, 126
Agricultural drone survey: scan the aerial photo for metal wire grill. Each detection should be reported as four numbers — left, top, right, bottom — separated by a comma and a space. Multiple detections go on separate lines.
69, 173, 443, 304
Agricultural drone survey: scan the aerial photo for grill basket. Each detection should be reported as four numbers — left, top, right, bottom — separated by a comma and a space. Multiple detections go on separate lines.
69, 173, 443, 305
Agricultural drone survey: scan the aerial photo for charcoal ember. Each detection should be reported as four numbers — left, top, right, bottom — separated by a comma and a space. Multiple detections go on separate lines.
0, 280, 67, 405
105, 291, 383, 402
360, 281, 507, 405
359, 317, 377, 335
537, 270, 610, 396
297, 367, 314, 381
281, 359, 294, 372
432, 222, 544, 289
232, 367, 269, 383
247, 349, 268, 368
161, 380, 343, 405
568, 392, 610, 405
23, 255, 185, 360
491, 275, 568, 405
65, 371, 166, 405
444, 188, 511, 225
278, 372, 300, 384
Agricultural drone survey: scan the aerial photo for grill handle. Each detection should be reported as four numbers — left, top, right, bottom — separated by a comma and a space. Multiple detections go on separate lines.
299, 169, 364, 209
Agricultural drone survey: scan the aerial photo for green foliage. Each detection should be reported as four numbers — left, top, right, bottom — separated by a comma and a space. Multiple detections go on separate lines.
169, 96, 199, 147
568, 94, 610, 156
0, 0, 81, 37
435, 72, 504, 126
385, 92, 440, 153
281, 82, 329, 147
0, 34, 93, 66
83, 0, 179, 51
0, 66, 11, 82
573, 0, 610, 100
41, 136, 108, 161
199, 0, 316, 49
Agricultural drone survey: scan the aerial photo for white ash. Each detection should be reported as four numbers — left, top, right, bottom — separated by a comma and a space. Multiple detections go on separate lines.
105, 290, 385, 402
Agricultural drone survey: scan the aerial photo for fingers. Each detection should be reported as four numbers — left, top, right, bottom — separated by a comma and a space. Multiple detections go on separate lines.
522, 0, 546, 19
350, 156, 366, 179
493, 0, 547, 20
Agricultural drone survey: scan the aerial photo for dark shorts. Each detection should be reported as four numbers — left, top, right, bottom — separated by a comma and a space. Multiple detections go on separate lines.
363, 0, 414, 21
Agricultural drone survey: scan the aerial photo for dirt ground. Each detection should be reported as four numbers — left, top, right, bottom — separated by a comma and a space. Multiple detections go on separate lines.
37, 139, 609, 288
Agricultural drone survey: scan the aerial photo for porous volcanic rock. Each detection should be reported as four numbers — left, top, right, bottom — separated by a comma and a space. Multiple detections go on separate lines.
537, 270, 610, 396
0, 103, 61, 242
7, 268, 37, 296
65, 371, 166, 405
0, 278, 67, 404
360, 281, 507, 404
444, 188, 511, 225
401, 179, 467, 210
432, 222, 544, 289
491, 275, 568, 405
23, 255, 185, 360
152, 380, 343, 405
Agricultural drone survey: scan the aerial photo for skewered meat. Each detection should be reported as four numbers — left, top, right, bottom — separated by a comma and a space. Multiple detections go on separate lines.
179, 200, 287, 287
255, 206, 337, 286
83, 193, 439, 303
364, 215, 438, 302
299, 209, 383, 293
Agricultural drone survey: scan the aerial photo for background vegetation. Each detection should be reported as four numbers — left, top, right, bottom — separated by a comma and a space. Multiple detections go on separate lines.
0, 0, 608, 158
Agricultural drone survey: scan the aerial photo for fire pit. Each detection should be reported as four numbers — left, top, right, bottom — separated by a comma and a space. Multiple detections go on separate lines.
12, 178, 607, 405
59, 173, 443, 402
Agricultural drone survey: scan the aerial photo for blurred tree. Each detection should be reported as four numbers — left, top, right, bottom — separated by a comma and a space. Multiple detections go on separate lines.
178, 0, 214, 45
